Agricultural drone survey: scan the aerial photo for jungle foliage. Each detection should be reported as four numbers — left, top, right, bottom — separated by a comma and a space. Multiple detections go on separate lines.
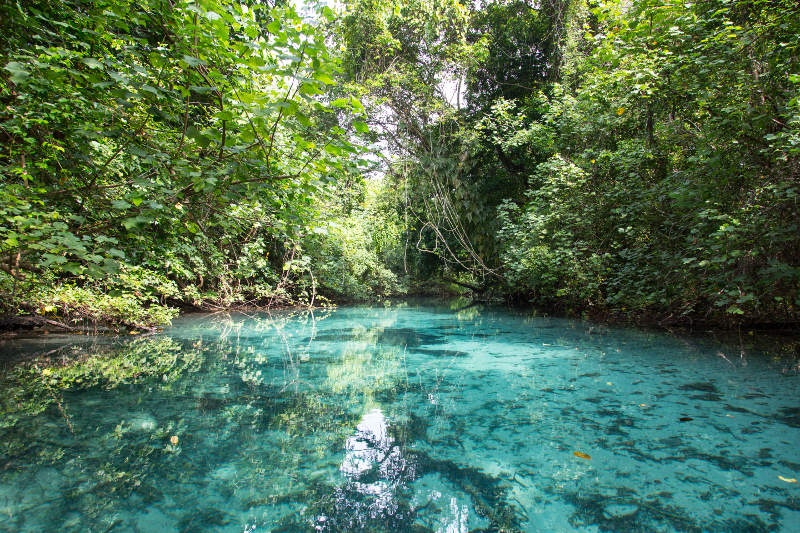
1, 0, 400, 328
497, 0, 800, 324
2, 0, 799, 328
342, 0, 800, 326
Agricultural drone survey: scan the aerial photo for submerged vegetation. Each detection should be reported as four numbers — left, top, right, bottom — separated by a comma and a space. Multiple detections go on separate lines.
1, 306, 799, 531
2, 0, 799, 329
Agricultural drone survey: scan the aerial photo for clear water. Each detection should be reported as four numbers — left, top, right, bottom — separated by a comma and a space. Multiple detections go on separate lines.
1, 303, 799, 532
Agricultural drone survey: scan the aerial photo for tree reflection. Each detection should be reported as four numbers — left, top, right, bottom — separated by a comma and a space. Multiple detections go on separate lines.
312, 407, 418, 531
0, 336, 204, 429
0, 308, 523, 532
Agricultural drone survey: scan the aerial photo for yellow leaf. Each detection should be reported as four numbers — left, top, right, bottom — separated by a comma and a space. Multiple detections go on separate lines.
616, 107, 625, 115
574, 451, 591, 460
778, 475, 797, 483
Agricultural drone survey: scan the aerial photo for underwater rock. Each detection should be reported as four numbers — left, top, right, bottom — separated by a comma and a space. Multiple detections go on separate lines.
127, 413, 157, 432
177, 508, 232, 532
678, 382, 719, 393
603, 503, 639, 519
377, 328, 442, 347
136, 507, 176, 532
197, 395, 227, 412
414, 348, 470, 358
690, 393, 722, 402
210, 464, 238, 481
775, 406, 800, 428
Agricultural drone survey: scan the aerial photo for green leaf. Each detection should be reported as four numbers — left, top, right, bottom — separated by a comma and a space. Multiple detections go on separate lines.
62, 262, 83, 275
324, 144, 344, 156
123, 216, 150, 230
41, 253, 67, 266
4, 61, 30, 84
81, 58, 104, 69
182, 55, 205, 67
298, 82, 324, 96
140, 84, 161, 97
112, 200, 132, 210
313, 72, 335, 85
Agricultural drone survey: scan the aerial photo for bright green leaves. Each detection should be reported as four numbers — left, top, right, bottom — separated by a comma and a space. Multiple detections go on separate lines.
81, 57, 104, 70
352, 120, 369, 134
0, 0, 370, 316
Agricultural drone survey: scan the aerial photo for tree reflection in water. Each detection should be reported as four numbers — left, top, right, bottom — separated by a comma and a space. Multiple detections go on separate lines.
313, 408, 477, 533
312, 408, 416, 531
0, 308, 522, 532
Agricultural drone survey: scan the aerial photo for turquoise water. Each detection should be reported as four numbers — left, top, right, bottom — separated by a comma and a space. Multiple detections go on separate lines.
1, 303, 799, 532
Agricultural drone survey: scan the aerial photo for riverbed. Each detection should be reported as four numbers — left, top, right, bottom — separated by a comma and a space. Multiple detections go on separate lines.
1, 303, 798, 531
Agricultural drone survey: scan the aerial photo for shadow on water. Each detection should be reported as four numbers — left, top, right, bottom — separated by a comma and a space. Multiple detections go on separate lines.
563, 489, 779, 533
304, 328, 443, 348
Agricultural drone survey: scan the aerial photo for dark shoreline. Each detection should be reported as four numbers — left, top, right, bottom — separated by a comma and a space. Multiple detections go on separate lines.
2, 296, 799, 340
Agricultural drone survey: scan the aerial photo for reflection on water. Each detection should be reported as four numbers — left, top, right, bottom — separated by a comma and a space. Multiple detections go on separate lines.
342, 409, 393, 478
0, 303, 799, 532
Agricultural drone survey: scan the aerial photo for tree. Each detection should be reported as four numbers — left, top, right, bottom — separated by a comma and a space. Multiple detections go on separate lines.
497, 0, 800, 323
1, 0, 367, 325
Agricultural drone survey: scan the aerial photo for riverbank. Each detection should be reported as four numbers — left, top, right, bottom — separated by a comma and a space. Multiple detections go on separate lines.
3, 292, 800, 340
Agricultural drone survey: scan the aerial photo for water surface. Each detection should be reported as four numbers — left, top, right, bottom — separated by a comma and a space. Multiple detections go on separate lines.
1, 303, 799, 532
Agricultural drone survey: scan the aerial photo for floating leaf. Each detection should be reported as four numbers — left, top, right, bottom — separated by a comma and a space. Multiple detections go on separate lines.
679, 417, 693, 422
778, 476, 798, 483
574, 451, 591, 460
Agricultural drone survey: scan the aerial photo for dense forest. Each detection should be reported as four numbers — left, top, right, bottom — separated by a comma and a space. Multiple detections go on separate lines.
1, 0, 798, 330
